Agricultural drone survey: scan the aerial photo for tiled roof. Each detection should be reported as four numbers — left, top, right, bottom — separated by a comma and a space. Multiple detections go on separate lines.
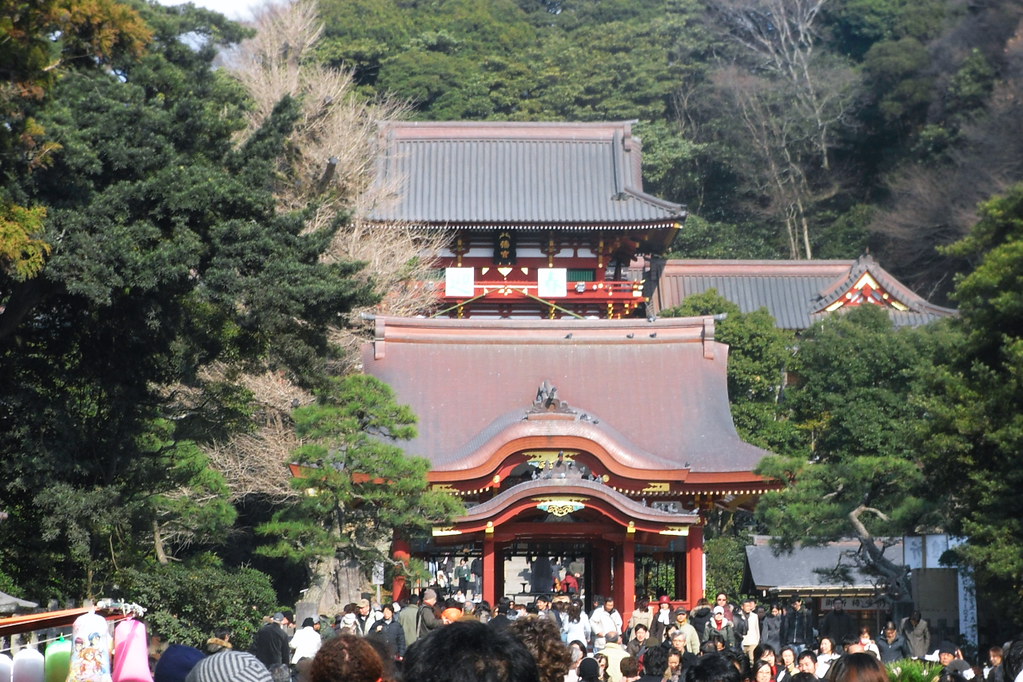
361, 316, 771, 475
650, 256, 957, 330
745, 537, 904, 594
366, 121, 686, 226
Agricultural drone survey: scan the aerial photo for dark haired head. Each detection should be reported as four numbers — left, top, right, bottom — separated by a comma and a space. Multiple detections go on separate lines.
579, 658, 600, 682
752, 659, 773, 678
841, 634, 861, 649
825, 652, 889, 682
1003, 641, 1023, 682
686, 653, 743, 682
643, 645, 669, 677
404, 619, 541, 682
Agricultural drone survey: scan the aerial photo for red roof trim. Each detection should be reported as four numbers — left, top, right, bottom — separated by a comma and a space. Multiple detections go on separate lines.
447, 479, 698, 534
428, 432, 690, 483
0, 607, 129, 638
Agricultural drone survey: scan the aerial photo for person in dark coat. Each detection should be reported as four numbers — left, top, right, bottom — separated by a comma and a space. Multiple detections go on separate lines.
370, 604, 407, 660
488, 600, 513, 631
690, 599, 712, 642
780, 599, 813, 651
987, 646, 1005, 682
418, 589, 441, 639
877, 622, 912, 663
761, 604, 783, 652
819, 600, 856, 649
250, 612, 292, 669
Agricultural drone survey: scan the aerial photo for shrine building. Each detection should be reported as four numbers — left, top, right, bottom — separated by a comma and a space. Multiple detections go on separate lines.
364, 121, 775, 608
649, 256, 957, 330
368, 120, 684, 319
364, 314, 774, 608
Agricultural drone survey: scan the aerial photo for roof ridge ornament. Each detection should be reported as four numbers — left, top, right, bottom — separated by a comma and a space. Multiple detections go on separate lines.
531, 379, 571, 412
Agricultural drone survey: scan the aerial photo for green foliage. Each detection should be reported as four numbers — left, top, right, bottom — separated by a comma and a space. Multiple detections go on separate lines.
812, 205, 874, 260
0, 2, 373, 600
705, 531, 750, 601
886, 658, 943, 682
634, 121, 706, 207
945, 49, 996, 120
919, 184, 1023, 616
0, 0, 151, 167
0, 201, 50, 279
117, 561, 276, 650
862, 38, 933, 125
754, 306, 943, 601
257, 375, 464, 572
825, 0, 948, 59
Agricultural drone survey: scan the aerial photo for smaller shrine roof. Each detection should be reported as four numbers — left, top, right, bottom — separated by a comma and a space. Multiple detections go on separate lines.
366, 121, 686, 228
650, 255, 956, 330
744, 536, 905, 597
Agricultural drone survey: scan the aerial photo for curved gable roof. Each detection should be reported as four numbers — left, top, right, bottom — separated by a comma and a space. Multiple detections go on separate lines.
362, 316, 771, 475
651, 256, 956, 329
459, 478, 699, 530
366, 121, 686, 226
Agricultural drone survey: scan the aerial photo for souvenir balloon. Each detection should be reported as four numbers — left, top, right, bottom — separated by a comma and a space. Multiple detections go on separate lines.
66, 612, 112, 682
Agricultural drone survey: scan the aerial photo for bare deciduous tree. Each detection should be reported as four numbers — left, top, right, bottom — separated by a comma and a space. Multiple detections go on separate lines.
225, 0, 446, 322
708, 0, 855, 171
872, 21, 1023, 297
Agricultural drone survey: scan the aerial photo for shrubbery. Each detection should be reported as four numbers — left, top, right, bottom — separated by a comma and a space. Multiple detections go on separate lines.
117, 560, 277, 650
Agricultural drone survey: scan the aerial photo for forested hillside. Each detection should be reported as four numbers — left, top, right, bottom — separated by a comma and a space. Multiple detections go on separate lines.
317, 0, 1023, 304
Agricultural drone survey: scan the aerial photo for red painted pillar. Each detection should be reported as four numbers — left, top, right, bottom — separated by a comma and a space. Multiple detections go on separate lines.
483, 533, 497, 606
495, 542, 506, 601
612, 542, 624, 613
686, 525, 705, 608
621, 535, 635, 632
392, 536, 412, 603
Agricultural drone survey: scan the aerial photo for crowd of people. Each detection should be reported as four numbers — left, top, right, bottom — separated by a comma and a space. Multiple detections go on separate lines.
147, 591, 1016, 682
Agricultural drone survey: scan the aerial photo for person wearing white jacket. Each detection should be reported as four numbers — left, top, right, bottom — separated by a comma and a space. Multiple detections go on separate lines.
589, 597, 623, 653
289, 618, 321, 664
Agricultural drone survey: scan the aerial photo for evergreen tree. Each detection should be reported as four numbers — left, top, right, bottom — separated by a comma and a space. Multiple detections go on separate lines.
0, 2, 373, 598
755, 305, 945, 603
257, 375, 463, 597
919, 183, 1023, 617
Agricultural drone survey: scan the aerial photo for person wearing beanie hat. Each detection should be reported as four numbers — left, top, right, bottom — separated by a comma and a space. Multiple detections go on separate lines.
154, 644, 205, 682
290, 617, 321, 664
185, 651, 271, 682
441, 607, 463, 624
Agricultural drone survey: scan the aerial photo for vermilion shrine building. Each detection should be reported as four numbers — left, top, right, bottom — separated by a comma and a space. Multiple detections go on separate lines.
364, 121, 773, 609
368, 121, 684, 319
